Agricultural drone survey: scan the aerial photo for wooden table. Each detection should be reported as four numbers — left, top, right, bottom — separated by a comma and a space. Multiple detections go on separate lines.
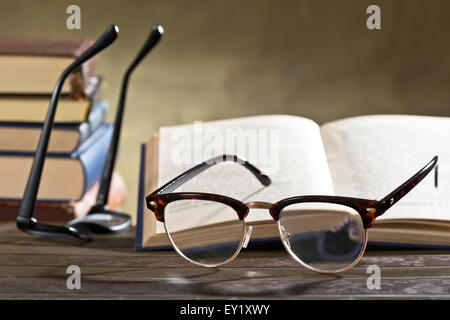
0, 224, 449, 299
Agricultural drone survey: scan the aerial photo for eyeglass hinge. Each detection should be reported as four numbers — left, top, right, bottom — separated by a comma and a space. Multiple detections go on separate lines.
148, 201, 157, 211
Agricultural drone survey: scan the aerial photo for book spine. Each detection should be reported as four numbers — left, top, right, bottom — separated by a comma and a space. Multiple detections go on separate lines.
135, 143, 146, 251
76, 123, 113, 199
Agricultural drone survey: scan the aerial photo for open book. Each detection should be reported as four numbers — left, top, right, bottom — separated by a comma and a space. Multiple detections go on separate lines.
135, 114, 450, 250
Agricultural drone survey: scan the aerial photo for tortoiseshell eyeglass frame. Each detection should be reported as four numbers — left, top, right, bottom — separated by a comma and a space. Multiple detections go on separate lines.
145, 154, 438, 271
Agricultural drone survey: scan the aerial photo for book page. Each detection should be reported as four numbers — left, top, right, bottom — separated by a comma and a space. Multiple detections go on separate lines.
321, 115, 450, 222
155, 115, 335, 233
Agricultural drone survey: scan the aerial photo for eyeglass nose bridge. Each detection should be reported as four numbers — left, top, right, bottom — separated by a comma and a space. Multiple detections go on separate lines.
244, 201, 273, 209
243, 201, 278, 220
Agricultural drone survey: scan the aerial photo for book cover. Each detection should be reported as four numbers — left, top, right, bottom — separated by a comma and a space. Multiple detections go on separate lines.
135, 143, 148, 250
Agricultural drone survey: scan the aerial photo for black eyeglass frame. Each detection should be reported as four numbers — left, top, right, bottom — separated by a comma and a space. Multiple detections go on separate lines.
16, 25, 120, 240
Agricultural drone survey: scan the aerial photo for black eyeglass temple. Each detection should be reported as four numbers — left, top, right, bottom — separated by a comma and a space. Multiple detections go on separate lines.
153, 154, 271, 195
16, 25, 119, 237
379, 155, 438, 213
96, 25, 164, 205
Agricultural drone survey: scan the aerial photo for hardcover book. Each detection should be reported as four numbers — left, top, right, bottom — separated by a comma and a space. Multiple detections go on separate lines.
0, 171, 127, 223
0, 123, 113, 201
135, 114, 450, 250
0, 36, 97, 98
0, 75, 102, 123
0, 100, 108, 153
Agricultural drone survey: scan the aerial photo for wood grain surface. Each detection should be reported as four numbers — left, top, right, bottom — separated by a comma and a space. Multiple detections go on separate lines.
0, 225, 449, 299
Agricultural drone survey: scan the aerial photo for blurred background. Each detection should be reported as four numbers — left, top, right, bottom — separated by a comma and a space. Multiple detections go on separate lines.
1, 0, 449, 222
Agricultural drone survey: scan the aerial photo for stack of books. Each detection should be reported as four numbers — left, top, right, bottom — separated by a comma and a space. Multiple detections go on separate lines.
0, 36, 116, 223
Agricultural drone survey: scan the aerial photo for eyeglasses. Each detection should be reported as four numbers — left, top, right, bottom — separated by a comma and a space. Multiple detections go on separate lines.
16, 25, 120, 240
146, 154, 438, 273
16, 25, 163, 240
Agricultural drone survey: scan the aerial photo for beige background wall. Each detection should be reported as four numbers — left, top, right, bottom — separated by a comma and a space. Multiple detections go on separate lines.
1, 0, 449, 222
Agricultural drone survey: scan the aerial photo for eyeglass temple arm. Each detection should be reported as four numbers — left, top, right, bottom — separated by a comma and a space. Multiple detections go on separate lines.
379, 156, 438, 214
17, 25, 119, 223
95, 25, 163, 206
152, 154, 271, 194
